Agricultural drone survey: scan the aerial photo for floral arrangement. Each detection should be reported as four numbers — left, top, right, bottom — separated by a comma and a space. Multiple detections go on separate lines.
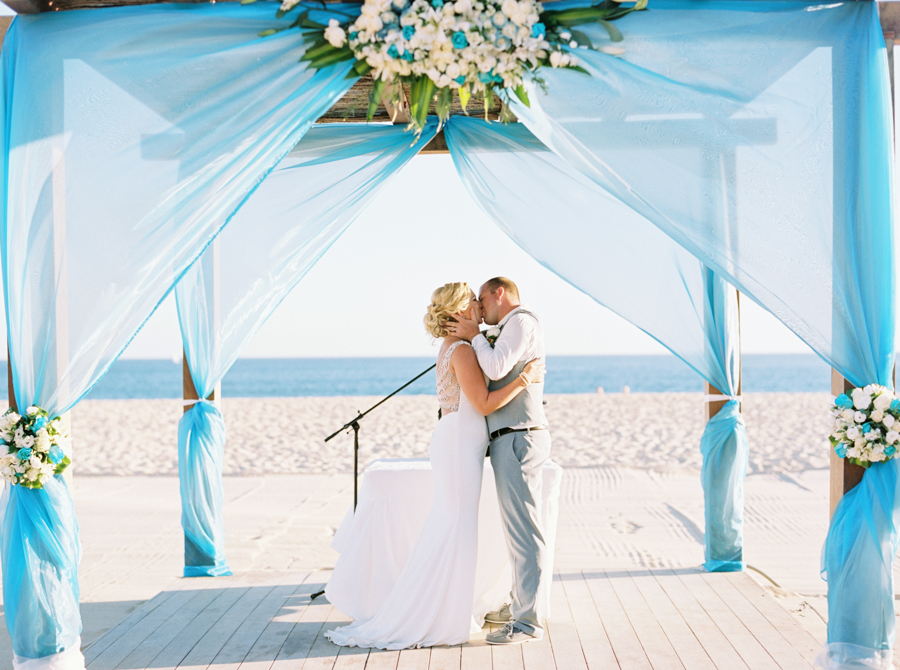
830, 384, 900, 468
249, 0, 647, 132
485, 325, 502, 346
0, 406, 71, 489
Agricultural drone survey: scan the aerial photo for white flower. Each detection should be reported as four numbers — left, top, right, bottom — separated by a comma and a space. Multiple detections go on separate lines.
25, 468, 38, 482
842, 409, 856, 422
846, 426, 861, 440
549, 50, 562, 67
872, 409, 885, 422
887, 431, 899, 444
852, 388, 873, 410
324, 19, 348, 48
854, 411, 867, 423
875, 393, 894, 411
25, 406, 39, 417
19, 435, 34, 449
34, 429, 50, 453
29, 455, 41, 470
600, 46, 626, 56
486, 326, 501, 338
884, 414, 896, 429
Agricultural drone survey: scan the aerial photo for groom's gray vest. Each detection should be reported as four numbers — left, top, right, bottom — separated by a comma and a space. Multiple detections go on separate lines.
487, 309, 548, 435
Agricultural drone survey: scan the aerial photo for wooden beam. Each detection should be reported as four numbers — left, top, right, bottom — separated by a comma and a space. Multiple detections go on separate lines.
420, 130, 449, 154
829, 371, 865, 519
704, 294, 742, 423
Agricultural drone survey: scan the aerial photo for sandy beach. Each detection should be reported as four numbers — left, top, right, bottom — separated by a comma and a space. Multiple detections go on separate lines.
70, 392, 833, 476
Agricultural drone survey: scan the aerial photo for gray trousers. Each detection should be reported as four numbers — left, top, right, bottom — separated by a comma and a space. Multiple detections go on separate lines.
489, 430, 552, 637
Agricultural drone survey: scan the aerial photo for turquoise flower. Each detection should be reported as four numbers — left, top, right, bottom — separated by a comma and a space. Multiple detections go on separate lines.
454, 75, 466, 84
349, 31, 359, 41
16, 447, 31, 461
432, 0, 444, 7
403, 25, 415, 40
478, 71, 494, 83
402, 51, 414, 61
48, 445, 64, 465
835, 444, 847, 458
835, 394, 854, 410
863, 423, 873, 434
886, 445, 897, 457
388, 44, 400, 59
532, 22, 545, 39
452, 31, 468, 49
892, 399, 900, 412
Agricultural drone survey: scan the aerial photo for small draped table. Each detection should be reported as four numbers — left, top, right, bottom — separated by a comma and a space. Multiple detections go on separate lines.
326, 457, 562, 624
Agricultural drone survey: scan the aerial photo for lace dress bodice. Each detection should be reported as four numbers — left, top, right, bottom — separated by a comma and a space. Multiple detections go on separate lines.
437, 341, 470, 414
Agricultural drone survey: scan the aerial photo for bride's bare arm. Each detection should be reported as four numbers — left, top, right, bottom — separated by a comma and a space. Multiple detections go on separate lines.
451, 345, 544, 416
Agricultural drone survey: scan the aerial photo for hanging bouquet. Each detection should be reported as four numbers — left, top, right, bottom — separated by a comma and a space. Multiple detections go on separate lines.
830, 384, 900, 468
0, 406, 71, 489
248, 0, 647, 132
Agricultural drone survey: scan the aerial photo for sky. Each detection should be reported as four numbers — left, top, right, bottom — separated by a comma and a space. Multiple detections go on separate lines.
124, 153, 810, 360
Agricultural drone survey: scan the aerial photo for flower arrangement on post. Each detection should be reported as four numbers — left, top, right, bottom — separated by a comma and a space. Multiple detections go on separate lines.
246, 0, 647, 133
830, 384, 900, 468
0, 406, 71, 489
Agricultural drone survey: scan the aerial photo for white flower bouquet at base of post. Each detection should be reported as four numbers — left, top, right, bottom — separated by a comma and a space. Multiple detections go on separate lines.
246, 0, 647, 132
830, 384, 900, 468
0, 406, 71, 489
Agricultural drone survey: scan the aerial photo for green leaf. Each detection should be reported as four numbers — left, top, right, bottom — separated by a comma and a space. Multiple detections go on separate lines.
598, 19, 623, 42
458, 84, 471, 112
483, 87, 494, 121
301, 39, 336, 62
240, 0, 258, 5
409, 76, 436, 131
352, 59, 374, 77
259, 28, 278, 37
566, 64, 591, 75
367, 77, 386, 122
54, 455, 70, 476
513, 84, 530, 108
435, 86, 453, 122
568, 29, 593, 48
306, 49, 354, 70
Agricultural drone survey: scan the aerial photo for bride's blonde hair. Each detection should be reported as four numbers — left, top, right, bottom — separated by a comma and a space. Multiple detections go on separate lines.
424, 282, 471, 338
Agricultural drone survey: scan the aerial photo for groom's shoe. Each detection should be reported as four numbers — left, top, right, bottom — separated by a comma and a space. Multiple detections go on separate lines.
484, 603, 511, 625
485, 623, 538, 645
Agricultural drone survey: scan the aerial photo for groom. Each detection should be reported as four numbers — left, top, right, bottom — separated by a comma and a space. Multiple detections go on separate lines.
449, 277, 551, 645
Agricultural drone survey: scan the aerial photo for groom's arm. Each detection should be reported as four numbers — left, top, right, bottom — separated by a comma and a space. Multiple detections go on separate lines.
471, 316, 530, 381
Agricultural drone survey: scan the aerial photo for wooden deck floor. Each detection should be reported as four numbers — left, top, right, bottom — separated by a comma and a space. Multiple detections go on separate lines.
83, 567, 823, 670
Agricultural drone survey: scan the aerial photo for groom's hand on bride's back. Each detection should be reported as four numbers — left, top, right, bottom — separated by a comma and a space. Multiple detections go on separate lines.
448, 313, 481, 341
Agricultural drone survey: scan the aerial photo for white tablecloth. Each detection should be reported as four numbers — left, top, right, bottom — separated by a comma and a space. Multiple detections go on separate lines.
327, 457, 562, 624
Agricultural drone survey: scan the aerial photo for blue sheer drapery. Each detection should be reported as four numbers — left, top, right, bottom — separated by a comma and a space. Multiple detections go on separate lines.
0, 2, 360, 662
506, 1, 893, 664
443, 116, 747, 571
175, 122, 438, 576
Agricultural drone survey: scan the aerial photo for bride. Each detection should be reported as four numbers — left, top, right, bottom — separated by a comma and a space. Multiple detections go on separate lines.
325, 281, 544, 650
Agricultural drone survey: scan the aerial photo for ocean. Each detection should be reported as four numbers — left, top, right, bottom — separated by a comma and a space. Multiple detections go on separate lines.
39, 353, 835, 400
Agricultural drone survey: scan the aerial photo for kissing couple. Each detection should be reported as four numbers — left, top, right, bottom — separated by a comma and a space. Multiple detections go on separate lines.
326, 276, 553, 649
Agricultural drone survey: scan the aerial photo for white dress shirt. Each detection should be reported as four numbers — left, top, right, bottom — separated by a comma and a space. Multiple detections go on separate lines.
472, 305, 542, 381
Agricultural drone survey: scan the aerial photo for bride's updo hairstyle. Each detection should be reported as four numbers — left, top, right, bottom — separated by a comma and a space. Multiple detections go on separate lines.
424, 282, 471, 338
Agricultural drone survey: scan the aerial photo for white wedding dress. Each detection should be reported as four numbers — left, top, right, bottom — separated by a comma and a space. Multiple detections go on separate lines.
325, 340, 496, 649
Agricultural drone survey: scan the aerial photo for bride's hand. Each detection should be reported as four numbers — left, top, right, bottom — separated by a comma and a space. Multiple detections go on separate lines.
522, 359, 546, 385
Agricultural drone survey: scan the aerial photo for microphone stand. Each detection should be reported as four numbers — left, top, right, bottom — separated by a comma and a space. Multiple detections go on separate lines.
310, 362, 436, 600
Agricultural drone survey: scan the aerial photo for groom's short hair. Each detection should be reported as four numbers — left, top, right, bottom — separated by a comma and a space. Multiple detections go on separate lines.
484, 277, 520, 302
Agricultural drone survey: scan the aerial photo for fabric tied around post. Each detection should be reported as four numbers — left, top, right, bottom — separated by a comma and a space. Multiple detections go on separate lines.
819, 457, 900, 670
178, 399, 232, 577
700, 399, 748, 572
0, 477, 83, 668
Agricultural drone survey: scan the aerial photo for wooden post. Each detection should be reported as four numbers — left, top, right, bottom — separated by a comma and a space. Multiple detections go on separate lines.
182, 237, 221, 412
705, 293, 742, 422
829, 371, 865, 519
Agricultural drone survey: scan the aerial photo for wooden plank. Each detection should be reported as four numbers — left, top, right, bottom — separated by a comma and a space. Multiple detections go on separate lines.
830, 371, 863, 517
459, 637, 491, 670
427, 646, 460, 670
546, 572, 588, 670
676, 570, 779, 670
271, 592, 334, 668
396, 647, 431, 670
724, 573, 822, 664
604, 569, 683, 670
653, 570, 749, 670
363, 649, 400, 670
150, 578, 260, 670
521, 635, 555, 670
556, 571, 616, 670
490, 643, 523, 670
113, 586, 225, 669
178, 573, 282, 670
239, 572, 320, 670
626, 571, 714, 670
211, 574, 310, 670
87, 586, 206, 670
300, 604, 352, 670
333, 645, 369, 670
704, 573, 813, 669
84, 586, 182, 664
581, 570, 650, 670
